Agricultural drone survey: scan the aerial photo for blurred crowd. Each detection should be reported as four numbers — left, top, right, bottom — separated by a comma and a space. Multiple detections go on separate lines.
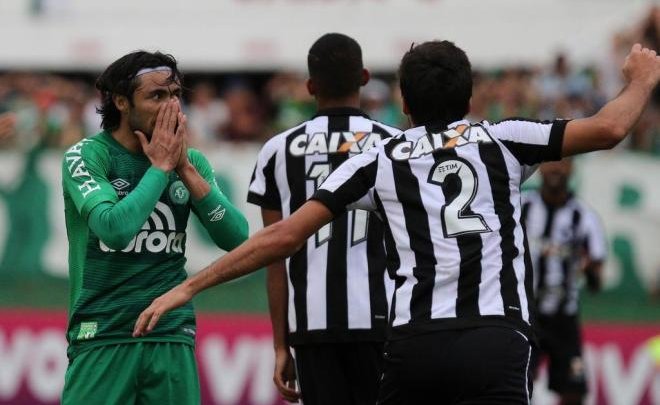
1, 7, 659, 154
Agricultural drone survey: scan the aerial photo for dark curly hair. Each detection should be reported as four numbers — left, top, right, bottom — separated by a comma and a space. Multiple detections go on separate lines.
399, 41, 472, 127
95, 51, 183, 131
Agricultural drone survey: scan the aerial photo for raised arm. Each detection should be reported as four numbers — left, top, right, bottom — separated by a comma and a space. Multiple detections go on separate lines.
174, 113, 248, 250
133, 200, 333, 336
562, 43, 660, 156
87, 168, 170, 250
66, 101, 183, 250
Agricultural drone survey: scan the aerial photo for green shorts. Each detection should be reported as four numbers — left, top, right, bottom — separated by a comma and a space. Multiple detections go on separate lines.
61, 342, 200, 405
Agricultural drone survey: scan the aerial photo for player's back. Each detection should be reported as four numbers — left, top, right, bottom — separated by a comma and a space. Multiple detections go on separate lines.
379, 119, 535, 333
317, 117, 568, 340
248, 108, 400, 344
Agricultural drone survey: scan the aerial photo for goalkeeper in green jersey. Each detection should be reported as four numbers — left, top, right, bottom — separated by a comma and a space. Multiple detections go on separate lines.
60, 51, 249, 405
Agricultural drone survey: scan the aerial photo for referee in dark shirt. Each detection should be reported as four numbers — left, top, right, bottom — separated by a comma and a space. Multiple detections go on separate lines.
135, 42, 660, 405
522, 158, 607, 405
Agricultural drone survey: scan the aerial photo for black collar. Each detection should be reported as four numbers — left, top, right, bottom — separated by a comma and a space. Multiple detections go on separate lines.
312, 107, 370, 119
424, 120, 455, 133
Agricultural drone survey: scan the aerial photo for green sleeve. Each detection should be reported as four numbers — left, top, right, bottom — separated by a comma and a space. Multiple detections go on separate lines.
188, 149, 249, 251
62, 139, 117, 219
87, 167, 169, 250
62, 139, 170, 250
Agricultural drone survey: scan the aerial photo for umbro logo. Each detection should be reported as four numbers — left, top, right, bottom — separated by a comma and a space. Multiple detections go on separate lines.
208, 204, 226, 222
110, 178, 130, 191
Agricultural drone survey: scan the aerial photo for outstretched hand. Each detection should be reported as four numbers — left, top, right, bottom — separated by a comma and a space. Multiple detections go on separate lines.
133, 283, 194, 337
135, 99, 183, 172
623, 43, 660, 88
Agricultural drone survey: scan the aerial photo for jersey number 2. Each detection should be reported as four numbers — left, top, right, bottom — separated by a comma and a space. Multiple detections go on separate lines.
428, 158, 491, 238
307, 162, 369, 246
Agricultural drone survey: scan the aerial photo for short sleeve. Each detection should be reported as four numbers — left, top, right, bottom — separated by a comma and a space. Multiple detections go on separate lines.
581, 209, 607, 262
62, 139, 117, 219
486, 118, 569, 165
311, 145, 380, 216
247, 137, 282, 211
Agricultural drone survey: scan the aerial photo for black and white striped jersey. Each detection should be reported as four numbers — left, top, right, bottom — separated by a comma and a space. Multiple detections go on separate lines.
312, 118, 569, 340
521, 191, 607, 317
247, 107, 400, 345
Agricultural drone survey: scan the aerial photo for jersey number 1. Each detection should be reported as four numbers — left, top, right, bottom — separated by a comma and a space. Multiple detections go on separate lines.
428, 158, 491, 238
307, 162, 369, 246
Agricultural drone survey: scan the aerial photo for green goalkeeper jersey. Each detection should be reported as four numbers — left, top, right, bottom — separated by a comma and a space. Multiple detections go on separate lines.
62, 131, 248, 359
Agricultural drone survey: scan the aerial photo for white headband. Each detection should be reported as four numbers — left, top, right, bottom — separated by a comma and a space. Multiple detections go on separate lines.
135, 66, 172, 77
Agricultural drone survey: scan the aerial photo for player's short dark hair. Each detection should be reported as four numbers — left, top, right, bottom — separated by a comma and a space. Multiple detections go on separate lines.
95, 51, 183, 131
398, 41, 472, 127
307, 33, 364, 99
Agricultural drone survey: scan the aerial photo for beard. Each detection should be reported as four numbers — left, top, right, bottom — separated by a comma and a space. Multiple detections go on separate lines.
128, 109, 155, 140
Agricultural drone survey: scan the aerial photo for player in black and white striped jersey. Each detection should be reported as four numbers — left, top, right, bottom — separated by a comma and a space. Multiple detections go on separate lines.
522, 158, 607, 404
247, 33, 400, 405
135, 42, 660, 405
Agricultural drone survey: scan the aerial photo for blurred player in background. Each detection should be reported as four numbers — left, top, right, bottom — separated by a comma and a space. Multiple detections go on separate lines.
60, 51, 248, 404
247, 33, 399, 404
134, 42, 660, 404
522, 158, 607, 405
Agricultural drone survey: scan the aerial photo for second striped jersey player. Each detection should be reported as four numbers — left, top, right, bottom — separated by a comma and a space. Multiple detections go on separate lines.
248, 111, 398, 343
247, 33, 400, 405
